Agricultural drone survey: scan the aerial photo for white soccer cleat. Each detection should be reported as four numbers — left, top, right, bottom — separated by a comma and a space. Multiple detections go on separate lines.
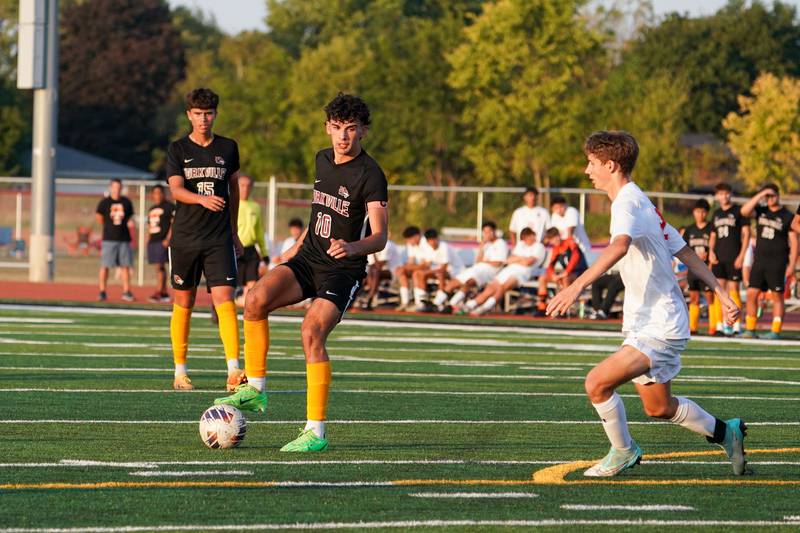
584, 441, 643, 477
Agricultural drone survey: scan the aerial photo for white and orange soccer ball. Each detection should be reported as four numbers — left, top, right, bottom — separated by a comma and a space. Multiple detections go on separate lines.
199, 404, 247, 449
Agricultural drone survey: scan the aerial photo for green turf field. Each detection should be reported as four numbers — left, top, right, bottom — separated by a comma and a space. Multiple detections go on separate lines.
0, 304, 799, 531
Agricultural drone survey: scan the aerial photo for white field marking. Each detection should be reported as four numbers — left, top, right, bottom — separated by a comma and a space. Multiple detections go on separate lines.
0, 317, 74, 324
561, 504, 694, 512
0, 419, 795, 426
0, 351, 286, 359
2, 519, 800, 531
643, 461, 800, 466
0, 388, 303, 394
128, 470, 253, 477
338, 335, 611, 353
409, 492, 538, 499
785, 516, 800, 521
3, 459, 567, 469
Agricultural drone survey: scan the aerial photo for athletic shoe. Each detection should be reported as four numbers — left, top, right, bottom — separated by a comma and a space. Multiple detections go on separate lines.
759, 331, 780, 340
98, 291, 107, 302
159, 293, 171, 303
723, 325, 734, 336
121, 291, 135, 302
226, 369, 248, 392
214, 383, 267, 413
148, 292, 162, 303
717, 418, 747, 475
280, 428, 329, 452
173, 374, 194, 391
584, 441, 643, 477
740, 330, 757, 339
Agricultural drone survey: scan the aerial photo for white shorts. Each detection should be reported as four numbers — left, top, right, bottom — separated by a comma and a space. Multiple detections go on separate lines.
457, 263, 501, 287
623, 333, 687, 385
495, 264, 534, 285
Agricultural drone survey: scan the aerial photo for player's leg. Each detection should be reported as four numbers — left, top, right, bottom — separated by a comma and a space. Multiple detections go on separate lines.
764, 274, 786, 339
171, 287, 197, 390
703, 290, 715, 335
412, 268, 432, 309
448, 270, 473, 309
727, 279, 743, 334
688, 289, 701, 334
396, 266, 412, 309
119, 243, 134, 300
744, 287, 761, 337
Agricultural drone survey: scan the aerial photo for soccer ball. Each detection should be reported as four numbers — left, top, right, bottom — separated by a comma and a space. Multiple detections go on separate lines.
199, 404, 247, 449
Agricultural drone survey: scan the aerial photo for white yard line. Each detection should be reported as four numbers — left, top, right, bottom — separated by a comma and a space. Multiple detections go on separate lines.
0, 317, 74, 324
561, 505, 694, 511
409, 492, 538, 499
128, 470, 253, 477
0, 419, 795, 426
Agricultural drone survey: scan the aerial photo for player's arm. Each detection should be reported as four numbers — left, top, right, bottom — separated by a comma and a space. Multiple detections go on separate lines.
328, 200, 388, 259
787, 229, 798, 280
792, 213, 800, 234
168, 175, 225, 212
740, 188, 770, 218
734, 223, 750, 270
228, 171, 243, 257
282, 228, 308, 262
708, 230, 718, 265
546, 235, 630, 316
676, 245, 738, 325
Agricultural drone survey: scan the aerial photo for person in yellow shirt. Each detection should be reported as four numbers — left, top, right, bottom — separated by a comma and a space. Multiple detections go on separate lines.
237, 175, 268, 307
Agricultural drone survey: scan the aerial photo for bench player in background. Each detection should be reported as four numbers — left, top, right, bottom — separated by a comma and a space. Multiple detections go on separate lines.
548, 130, 745, 478
165, 88, 245, 391
216, 93, 388, 452
680, 199, 715, 336
146, 184, 175, 303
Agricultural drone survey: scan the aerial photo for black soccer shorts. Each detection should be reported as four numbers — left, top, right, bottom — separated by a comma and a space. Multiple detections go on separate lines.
284, 253, 362, 320
711, 260, 742, 281
169, 242, 237, 290
237, 246, 262, 286
686, 272, 711, 292
748, 258, 787, 293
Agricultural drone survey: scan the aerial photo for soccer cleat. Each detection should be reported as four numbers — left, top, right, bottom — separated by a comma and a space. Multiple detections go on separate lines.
740, 330, 757, 339
226, 369, 248, 392
280, 428, 329, 452
717, 418, 747, 475
214, 383, 267, 413
759, 332, 780, 340
121, 291, 135, 302
98, 291, 107, 302
584, 441, 643, 477
173, 374, 194, 390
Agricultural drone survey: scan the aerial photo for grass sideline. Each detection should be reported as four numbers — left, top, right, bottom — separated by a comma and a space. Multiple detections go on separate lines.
0, 304, 799, 531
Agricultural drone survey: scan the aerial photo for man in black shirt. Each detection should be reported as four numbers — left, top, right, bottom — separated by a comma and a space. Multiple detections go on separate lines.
708, 183, 749, 335
95, 178, 135, 302
680, 199, 714, 335
146, 184, 175, 303
740, 184, 798, 339
165, 88, 245, 391
216, 93, 389, 453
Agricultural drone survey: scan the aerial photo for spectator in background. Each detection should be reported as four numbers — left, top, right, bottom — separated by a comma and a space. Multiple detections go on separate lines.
272, 218, 305, 268
413, 228, 464, 312
146, 184, 175, 303
236, 175, 268, 307
463, 227, 547, 316
434, 221, 507, 312
96, 178, 135, 302
549, 195, 593, 260
509, 186, 549, 245
587, 268, 623, 320
536, 227, 587, 316
361, 235, 402, 310
394, 226, 427, 310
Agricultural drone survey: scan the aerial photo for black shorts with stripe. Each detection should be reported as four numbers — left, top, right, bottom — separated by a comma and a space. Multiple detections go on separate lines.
169, 242, 237, 290
749, 258, 787, 293
284, 252, 362, 320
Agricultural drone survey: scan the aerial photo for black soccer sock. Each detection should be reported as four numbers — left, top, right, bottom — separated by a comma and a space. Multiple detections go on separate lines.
706, 418, 727, 444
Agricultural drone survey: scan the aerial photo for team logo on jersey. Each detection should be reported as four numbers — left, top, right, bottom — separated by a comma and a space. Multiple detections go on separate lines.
173, 274, 184, 286
215, 156, 225, 165
338, 186, 350, 198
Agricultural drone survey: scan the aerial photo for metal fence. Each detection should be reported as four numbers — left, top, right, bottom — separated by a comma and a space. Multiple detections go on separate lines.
1, 175, 797, 286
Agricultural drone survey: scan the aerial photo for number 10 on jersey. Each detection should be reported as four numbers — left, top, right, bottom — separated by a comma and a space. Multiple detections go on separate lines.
315, 212, 332, 238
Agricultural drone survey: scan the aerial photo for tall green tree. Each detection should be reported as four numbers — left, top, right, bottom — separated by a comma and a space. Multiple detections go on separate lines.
723, 73, 800, 193
0, 0, 29, 174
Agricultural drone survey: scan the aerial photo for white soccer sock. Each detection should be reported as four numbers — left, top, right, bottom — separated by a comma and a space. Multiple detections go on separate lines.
305, 420, 325, 439
247, 377, 266, 392
226, 359, 240, 372
592, 392, 633, 451
400, 286, 411, 305
433, 290, 449, 307
463, 299, 478, 311
174, 364, 187, 377
413, 288, 427, 305
669, 397, 715, 438
480, 296, 497, 312
449, 291, 466, 306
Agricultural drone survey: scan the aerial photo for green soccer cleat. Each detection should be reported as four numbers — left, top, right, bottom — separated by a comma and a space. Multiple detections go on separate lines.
740, 330, 757, 339
214, 383, 267, 413
280, 428, 329, 452
717, 418, 747, 475
759, 331, 780, 340
584, 441, 643, 477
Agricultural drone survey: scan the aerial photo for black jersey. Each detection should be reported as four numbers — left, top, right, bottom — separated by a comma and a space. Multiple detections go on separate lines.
297, 148, 388, 271
165, 135, 240, 247
96, 196, 134, 242
147, 200, 175, 242
682, 223, 711, 260
753, 205, 794, 259
711, 205, 745, 260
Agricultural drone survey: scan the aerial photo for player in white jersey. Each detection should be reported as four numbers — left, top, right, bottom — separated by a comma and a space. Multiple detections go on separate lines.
547, 131, 746, 477
549, 196, 593, 260
508, 187, 549, 244
361, 237, 402, 310
394, 226, 426, 310
412, 228, 463, 311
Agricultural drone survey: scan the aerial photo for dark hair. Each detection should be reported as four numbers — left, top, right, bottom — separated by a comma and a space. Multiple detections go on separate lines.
424, 228, 439, 240
288, 218, 304, 229
524, 186, 539, 196
482, 221, 497, 231
693, 199, 710, 211
584, 130, 639, 175
152, 184, 164, 192
550, 195, 567, 206
714, 182, 732, 193
402, 226, 421, 239
520, 227, 535, 239
324, 93, 371, 125
544, 227, 561, 239
185, 88, 219, 110
110, 178, 122, 186
761, 183, 780, 195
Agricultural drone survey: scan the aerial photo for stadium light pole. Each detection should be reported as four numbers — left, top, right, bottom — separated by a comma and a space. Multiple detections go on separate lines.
22, 0, 59, 282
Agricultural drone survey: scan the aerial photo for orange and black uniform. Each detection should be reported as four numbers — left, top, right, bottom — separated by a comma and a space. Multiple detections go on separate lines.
546, 237, 588, 278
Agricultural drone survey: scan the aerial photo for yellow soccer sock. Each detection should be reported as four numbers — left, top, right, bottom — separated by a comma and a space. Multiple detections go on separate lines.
170, 304, 192, 368
243, 319, 269, 386
306, 361, 332, 422
745, 315, 757, 332
689, 303, 700, 332
215, 300, 240, 364
706, 298, 718, 334
772, 317, 783, 334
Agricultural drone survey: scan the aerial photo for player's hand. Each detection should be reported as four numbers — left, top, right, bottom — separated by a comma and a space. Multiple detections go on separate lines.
733, 255, 744, 269
328, 239, 354, 259
709, 252, 718, 265
162, 238, 170, 248
718, 291, 740, 325
199, 195, 225, 212
232, 234, 244, 258
785, 265, 795, 281
546, 282, 581, 317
